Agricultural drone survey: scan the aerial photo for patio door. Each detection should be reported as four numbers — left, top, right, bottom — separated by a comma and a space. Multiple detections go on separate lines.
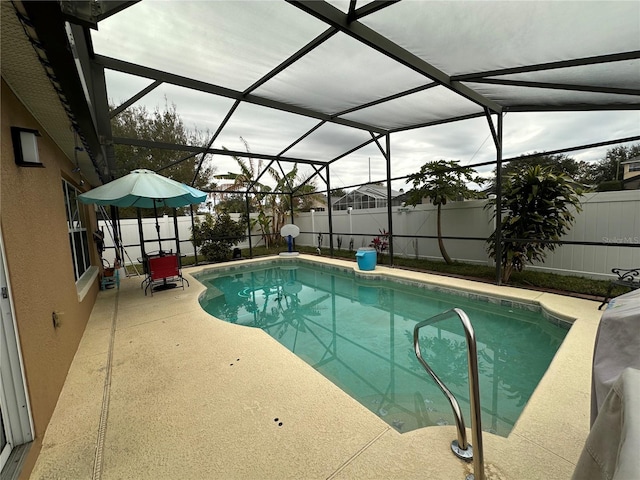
0, 227, 33, 472
0, 412, 7, 472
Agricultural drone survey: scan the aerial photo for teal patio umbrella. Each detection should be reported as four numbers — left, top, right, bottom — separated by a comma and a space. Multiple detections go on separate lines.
79, 169, 207, 251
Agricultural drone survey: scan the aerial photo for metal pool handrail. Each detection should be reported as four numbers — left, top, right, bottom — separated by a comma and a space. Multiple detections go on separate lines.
413, 308, 485, 480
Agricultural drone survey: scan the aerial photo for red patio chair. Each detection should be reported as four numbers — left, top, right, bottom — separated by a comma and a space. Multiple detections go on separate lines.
145, 253, 189, 295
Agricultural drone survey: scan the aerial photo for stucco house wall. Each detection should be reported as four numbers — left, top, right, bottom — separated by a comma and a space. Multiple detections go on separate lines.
1, 79, 100, 477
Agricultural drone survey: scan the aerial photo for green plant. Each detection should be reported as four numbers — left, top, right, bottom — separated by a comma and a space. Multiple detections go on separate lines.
596, 180, 623, 192
370, 229, 389, 254
486, 165, 583, 282
406, 160, 484, 264
216, 139, 324, 248
111, 101, 217, 219
585, 143, 640, 185
490, 153, 588, 190
190, 212, 246, 262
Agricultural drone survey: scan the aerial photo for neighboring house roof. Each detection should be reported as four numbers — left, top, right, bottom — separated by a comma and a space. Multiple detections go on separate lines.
622, 156, 640, 181
621, 156, 640, 165
333, 184, 402, 204
354, 184, 401, 199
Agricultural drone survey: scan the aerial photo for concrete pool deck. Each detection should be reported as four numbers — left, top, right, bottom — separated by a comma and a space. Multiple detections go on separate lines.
30, 255, 602, 479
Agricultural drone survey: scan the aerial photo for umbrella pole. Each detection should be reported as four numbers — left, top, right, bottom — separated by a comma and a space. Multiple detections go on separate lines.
190, 205, 198, 266
173, 208, 181, 257
154, 200, 162, 252
137, 208, 146, 259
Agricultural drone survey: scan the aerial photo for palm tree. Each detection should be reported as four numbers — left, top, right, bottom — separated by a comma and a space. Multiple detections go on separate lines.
406, 160, 484, 264
267, 164, 326, 243
217, 138, 325, 248
214, 138, 268, 202
214, 138, 275, 245
265, 164, 328, 246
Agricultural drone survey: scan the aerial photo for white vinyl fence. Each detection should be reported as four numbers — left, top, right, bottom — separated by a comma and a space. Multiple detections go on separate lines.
294, 190, 640, 281
98, 214, 254, 265
99, 190, 640, 281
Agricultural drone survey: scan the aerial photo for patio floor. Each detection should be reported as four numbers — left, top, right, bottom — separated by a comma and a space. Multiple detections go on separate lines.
29, 255, 602, 479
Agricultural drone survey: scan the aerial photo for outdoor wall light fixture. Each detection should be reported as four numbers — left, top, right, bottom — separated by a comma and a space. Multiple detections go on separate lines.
11, 127, 43, 167
347, 206, 353, 214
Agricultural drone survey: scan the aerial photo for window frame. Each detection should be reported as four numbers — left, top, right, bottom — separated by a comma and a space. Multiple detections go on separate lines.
62, 179, 91, 282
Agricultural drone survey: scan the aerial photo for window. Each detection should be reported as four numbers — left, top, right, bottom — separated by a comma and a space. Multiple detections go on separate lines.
62, 180, 91, 281
629, 162, 640, 172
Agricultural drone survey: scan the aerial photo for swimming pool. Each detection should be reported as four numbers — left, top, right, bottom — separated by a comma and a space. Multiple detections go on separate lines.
195, 259, 569, 436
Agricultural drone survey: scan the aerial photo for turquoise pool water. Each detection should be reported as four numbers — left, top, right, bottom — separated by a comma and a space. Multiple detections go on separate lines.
196, 261, 569, 436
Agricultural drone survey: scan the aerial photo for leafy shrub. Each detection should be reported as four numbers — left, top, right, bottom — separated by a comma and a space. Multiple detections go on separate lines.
596, 180, 623, 192
190, 212, 246, 262
487, 165, 582, 282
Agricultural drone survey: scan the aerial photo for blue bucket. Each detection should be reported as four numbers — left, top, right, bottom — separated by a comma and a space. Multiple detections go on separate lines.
356, 247, 377, 271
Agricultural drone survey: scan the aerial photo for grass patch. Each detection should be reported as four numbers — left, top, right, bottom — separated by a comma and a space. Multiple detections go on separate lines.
296, 246, 623, 298
124, 245, 627, 300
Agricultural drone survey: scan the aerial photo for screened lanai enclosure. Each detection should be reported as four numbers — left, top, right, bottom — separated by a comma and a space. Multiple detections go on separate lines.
9, 0, 640, 282
333, 184, 403, 211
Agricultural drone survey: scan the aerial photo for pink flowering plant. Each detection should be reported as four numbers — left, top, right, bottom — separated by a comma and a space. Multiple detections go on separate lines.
370, 229, 389, 254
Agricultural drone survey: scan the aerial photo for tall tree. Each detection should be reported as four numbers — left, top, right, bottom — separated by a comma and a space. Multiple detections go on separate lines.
486, 165, 583, 282
490, 153, 588, 191
583, 143, 640, 187
406, 160, 484, 264
111, 101, 217, 216
329, 188, 347, 199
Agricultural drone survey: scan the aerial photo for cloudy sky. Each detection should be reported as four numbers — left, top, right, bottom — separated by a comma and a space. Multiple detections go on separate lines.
92, 1, 640, 192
